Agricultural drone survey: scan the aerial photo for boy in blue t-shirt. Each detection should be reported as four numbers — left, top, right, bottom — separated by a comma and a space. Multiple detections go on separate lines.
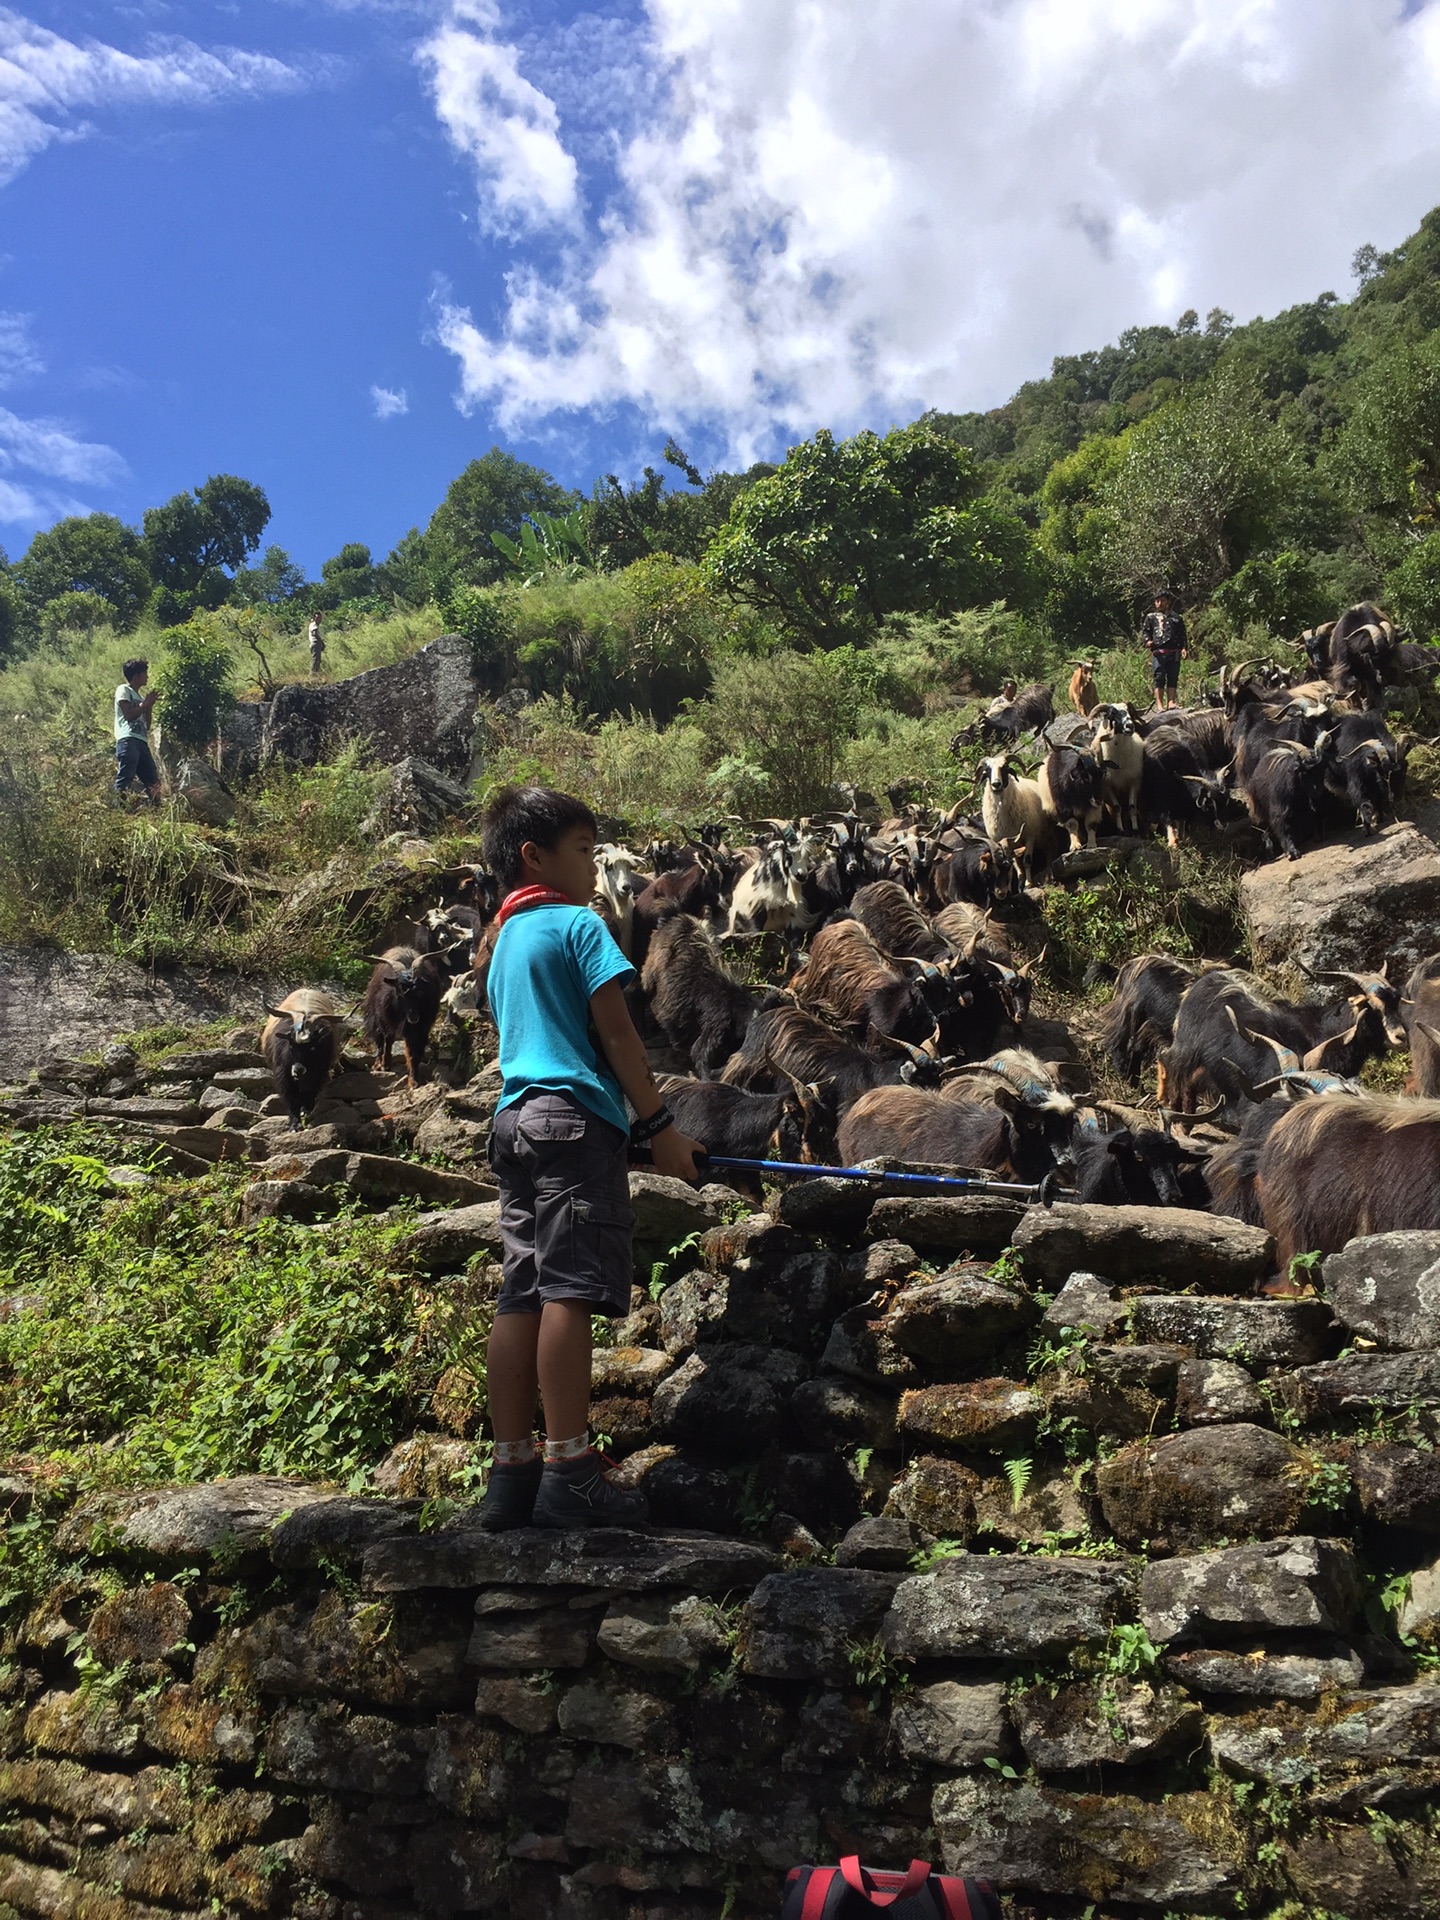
478, 784, 703, 1531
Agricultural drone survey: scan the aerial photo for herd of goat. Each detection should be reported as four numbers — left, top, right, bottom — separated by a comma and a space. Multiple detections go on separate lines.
256, 603, 1440, 1275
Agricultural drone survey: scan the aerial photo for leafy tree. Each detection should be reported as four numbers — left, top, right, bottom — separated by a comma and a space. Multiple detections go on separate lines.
231, 544, 308, 608
315, 542, 380, 608
1211, 550, 1332, 640
0, 572, 28, 662
15, 514, 151, 630
704, 424, 1038, 647
383, 527, 434, 607
491, 510, 591, 582
40, 590, 114, 644
151, 616, 238, 751
423, 447, 579, 594
1328, 332, 1440, 527
142, 474, 271, 601
586, 444, 774, 569
1094, 367, 1300, 603
1386, 532, 1440, 639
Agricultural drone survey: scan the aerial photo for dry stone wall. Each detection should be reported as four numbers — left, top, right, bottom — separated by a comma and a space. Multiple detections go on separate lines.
6, 1142, 1440, 1917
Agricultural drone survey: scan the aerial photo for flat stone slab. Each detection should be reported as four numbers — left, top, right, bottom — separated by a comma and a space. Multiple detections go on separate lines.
1014, 1204, 1273, 1289
1127, 1295, 1335, 1368
932, 1777, 1244, 1905
866, 1195, 1026, 1256
1280, 1350, 1440, 1426
1209, 1680, 1440, 1812
56, 1476, 333, 1562
1241, 822, 1440, 974
362, 1526, 780, 1595
399, 1202, 504, 1273
1141, 1537, 1363, 1644
883, 1555, 1133, 1661
343, 1153, 496, 1208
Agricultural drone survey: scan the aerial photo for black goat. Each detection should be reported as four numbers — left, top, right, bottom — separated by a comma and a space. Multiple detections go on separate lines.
936, 838, 1018, 909
1069, 1121, 1210, 1208
1240, 739, 1332, 861
1040, 745, 1105, 852
1098, 954, 1198, 1081
657, 1075, 824, 1166
979, 682, 1055, 745
363, 946, 445, 1088
642, 913, 771, 1078
1325, 711, 1404, 834
261, 989, 345, 1130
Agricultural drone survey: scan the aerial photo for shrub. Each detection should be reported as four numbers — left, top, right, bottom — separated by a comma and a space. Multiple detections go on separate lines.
152, 615, 238, 751
700, 647, 875, 814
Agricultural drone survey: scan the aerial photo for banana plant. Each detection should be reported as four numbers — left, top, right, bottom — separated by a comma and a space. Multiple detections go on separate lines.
491, 509, 593, 583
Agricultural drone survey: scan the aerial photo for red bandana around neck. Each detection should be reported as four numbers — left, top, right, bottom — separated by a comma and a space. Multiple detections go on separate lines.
496, 885, 574, 926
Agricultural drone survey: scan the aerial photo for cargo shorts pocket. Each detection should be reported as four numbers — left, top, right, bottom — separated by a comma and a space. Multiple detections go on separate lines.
570, 1194, 636, 1304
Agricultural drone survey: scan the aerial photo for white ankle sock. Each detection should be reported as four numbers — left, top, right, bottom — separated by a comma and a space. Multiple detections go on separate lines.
494, 1435, 540, 1466
544, 1431, 590, 1463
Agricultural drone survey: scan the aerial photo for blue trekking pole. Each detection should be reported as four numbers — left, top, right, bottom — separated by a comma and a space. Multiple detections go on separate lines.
633, 1149, 1070, 1206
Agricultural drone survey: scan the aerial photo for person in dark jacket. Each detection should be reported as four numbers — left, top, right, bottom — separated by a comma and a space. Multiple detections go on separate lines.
1141, 590, 1187, 711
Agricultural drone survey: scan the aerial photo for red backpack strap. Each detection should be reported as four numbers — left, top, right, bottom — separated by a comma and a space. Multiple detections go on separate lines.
800, 1867, 839, 1920
931, 1876, 975, 1920
839, 1859, 933, 1908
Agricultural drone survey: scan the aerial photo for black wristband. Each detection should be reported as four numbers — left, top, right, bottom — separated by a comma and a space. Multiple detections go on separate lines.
630, 1106, 673, 1145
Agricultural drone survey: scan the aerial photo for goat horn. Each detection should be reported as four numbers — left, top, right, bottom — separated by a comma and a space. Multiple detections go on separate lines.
1418, 1023, 1440, 1050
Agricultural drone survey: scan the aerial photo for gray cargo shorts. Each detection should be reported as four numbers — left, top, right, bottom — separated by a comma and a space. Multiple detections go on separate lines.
489, 1089, 636, 1317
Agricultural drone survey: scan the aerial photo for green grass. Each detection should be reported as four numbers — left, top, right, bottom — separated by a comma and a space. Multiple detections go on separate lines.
0, 1128, 491, 1493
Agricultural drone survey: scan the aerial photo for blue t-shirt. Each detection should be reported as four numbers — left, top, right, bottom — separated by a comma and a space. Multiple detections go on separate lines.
488, 904, 635, 1133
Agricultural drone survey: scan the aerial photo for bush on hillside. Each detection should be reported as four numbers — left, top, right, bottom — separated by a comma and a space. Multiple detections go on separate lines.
152, 616, 238, 751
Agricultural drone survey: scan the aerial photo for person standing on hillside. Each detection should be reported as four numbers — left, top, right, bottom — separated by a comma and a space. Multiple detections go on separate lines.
1141, 589, 1188, 712
113, 657, 162, 804
308, 614, 325, 675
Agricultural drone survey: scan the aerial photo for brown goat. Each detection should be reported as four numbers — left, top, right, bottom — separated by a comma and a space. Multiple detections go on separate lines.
790, 919, 937, 1051
838, 1085, 1050, 1180
1255, 1095, 1440, 1266
1068, 662, 1098, 715
848, 880, 950, 961
1404, 953, 1440, 1097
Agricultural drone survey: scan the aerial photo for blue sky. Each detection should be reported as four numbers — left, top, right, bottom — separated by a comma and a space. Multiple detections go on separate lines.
4, 0, 1440, 577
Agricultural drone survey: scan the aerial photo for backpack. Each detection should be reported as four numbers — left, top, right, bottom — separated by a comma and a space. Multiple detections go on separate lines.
781, 1857, 1001, 1920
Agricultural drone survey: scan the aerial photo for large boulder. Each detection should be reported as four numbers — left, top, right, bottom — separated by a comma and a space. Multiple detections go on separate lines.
883, 1555, 1132, 1661
931, 1778, 1245, 1906
1096, 1425, 1320, 1551
1324, 1230, 1440, 1350
865, 1194, 1026, 1256
174, 756, 237, 826
1140, 1537, 1363, 1643
883, 1267, 1036, 1370
250, 634, 483, 779
1013, 1204, 1273, 1290
1241, 822, 1440, 974
1126, 1295, 1335, 1368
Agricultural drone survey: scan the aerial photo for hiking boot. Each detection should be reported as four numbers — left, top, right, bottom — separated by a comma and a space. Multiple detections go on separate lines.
478, 1457, 544, 1532
531, 1452, 650, 1530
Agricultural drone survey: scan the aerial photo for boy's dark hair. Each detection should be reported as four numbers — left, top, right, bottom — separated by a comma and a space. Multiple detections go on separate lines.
122, 657, 148, 682
481, 784, 598, 889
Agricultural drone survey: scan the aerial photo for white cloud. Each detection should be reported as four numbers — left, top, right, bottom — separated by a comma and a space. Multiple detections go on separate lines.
417, 0, 578, 232
0, 309, 41, 385
0, 406, 126, 486
430, 0, 1440, 456
0, 7, 307, 187
0, 475, 89, 526
370, 383, 409, 418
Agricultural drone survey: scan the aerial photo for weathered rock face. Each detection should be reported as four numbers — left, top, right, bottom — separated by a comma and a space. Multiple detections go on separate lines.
896, 1379, 1041, 1451
1325, 1229, 1440, 1350
233, 633, 483, 779
1096, 1424, 1319, 1550
1141, 1537, 1363, 1643
1210, 1681, 1440, 1812
883, 1555, 1133, 1661
1241, 821, 1440, 974
1013, 1202, 1274, 1289
1280, 1349, 1440, 1425
932, 1776, 1246, 1905
1126, 1294, 1335, 1368
884, 1267, 1036, 1369
1011, 1677, 1204, 1769
0, 949, 267, 1079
